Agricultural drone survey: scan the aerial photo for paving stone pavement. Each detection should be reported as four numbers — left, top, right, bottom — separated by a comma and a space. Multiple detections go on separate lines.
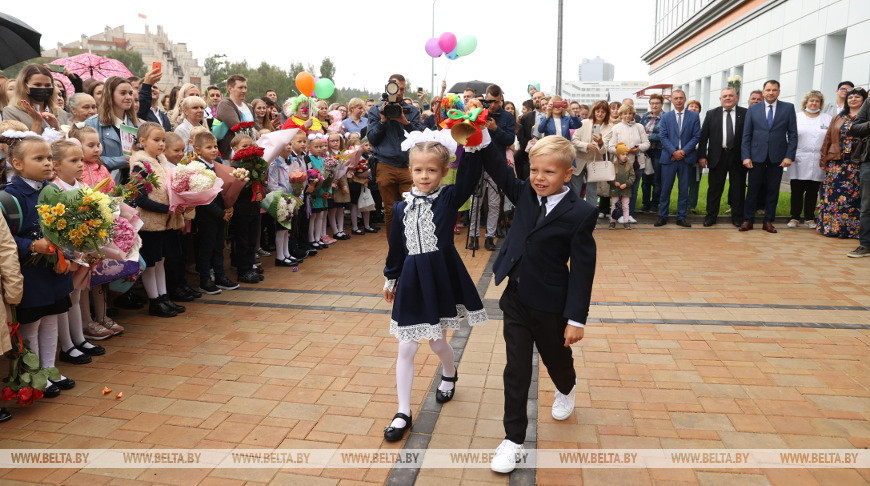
1, 223, 868, 485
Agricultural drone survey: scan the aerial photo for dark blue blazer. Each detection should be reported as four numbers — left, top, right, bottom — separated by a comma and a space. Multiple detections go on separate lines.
488, 107, 516, 150
138, 83, 172, 132
481, 148, 597, 323
2, 177, 73, 309
658, 109, 701, 165
741, 100, 798, 163
538, 115, 582, 139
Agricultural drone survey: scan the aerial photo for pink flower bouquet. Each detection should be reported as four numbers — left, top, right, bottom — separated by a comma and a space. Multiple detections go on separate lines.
167, 161, 224, 212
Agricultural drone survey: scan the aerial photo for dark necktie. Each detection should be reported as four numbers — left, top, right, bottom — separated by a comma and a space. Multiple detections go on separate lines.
767, 104, 774, 128
677, 112, 683, 149
536, 196, 548, 225
725, 109, 734, 149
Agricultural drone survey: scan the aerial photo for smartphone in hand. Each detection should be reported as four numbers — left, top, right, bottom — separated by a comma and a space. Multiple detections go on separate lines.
152, 61, 162, 72
48, 64, 65, 73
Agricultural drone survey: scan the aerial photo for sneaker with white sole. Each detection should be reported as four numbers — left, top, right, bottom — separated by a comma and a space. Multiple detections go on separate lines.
490, 439, 525, 474
617, 216, 625, 223
83, 320, 113, 341
100, 318, 125, 336
787, 219, 799, 228
628, 216, 637, 223
552, 384, 576, 420
806, 220, 817, 229
847, 246, 870, 258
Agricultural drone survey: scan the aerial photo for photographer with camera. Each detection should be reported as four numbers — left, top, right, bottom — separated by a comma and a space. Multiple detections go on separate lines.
467, 84, 517, 251
365, 74, 424, 237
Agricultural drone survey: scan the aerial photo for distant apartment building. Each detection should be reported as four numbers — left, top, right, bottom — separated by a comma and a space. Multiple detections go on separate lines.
42, 25, 209, 90
579, 57, 615, 82
558, 80, 651, 113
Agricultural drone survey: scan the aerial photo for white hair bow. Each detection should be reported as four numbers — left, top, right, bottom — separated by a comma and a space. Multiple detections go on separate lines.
400, 128, 458, 155
307, 133, 326, 141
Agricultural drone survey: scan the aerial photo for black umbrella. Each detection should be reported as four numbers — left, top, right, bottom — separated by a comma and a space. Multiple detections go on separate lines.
448, 80, 494, 96
0, 13, 42, 70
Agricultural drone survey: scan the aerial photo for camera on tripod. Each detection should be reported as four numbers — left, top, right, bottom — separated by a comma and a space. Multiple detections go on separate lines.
381, 80, 411, 119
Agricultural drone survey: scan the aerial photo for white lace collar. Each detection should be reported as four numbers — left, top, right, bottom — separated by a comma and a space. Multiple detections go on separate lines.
402, 185, 444, 207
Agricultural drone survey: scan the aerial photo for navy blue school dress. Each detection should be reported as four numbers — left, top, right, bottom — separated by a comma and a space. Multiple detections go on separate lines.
2, 177, 73, 324
383, 144, 496, 341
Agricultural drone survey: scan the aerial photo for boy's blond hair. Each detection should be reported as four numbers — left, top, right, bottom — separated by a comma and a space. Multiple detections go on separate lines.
193, 131, 217, 149
529, 135, 574, 169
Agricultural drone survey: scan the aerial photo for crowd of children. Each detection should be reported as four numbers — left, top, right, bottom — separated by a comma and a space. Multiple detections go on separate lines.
0, 65, 382, 421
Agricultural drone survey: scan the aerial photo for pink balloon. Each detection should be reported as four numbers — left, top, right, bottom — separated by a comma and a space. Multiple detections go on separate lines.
438, 32, 457, 54
424, 37, 443, 58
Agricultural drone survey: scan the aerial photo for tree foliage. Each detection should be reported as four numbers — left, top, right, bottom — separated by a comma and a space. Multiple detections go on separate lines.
201, 54, 378, 108
105, 49, 146, 78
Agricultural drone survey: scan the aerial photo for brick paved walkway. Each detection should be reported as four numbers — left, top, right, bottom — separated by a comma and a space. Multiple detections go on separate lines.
1, 222, 868, 485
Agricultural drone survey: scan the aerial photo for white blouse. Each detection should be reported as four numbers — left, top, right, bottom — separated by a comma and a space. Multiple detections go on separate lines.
792, 112, 831, 182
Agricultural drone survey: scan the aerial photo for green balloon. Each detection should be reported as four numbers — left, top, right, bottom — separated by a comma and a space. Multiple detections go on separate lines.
455, 35, 477, 57
314, 78, 335, 99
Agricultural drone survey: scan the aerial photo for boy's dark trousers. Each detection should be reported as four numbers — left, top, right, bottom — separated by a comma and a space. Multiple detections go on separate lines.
231, 193, 260, 274
195, 214, 226, 283
501, 280, 576, 444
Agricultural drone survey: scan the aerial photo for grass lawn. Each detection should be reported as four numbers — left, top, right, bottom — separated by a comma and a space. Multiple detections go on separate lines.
643, 174, 793, 217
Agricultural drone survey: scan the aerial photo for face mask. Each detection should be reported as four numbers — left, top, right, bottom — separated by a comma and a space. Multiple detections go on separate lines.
806, 108, 820, 114
28, 86, 54, 103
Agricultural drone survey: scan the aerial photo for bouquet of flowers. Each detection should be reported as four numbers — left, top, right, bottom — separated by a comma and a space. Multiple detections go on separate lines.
2, 308, 59, 406
260, 191, 304, 229
232, 146, 269, 202
290, 168, 307, 196
322, 158, 339, 189
89, 202, 144, 287
231, 121, 256, 138
36, 185, 117, 258
167, 161, 224, 212
727, 75, 742, 95
307, 168, 324, 190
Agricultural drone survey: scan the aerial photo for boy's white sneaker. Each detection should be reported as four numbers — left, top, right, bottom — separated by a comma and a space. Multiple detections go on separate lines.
490, 439, 524, 474
552, 384, 576, 421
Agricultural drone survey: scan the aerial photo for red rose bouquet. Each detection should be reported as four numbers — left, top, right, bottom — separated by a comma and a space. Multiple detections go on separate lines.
2, 307, 59, 406
232, 145, 269, 201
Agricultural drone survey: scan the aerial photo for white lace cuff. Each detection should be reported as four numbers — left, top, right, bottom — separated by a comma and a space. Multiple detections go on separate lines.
384, 278, 397, 292
464, 129, 491, 153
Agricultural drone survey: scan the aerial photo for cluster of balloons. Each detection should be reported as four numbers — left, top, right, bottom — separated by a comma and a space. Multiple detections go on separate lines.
425, 32, 477, 60
294, 72, 336, 99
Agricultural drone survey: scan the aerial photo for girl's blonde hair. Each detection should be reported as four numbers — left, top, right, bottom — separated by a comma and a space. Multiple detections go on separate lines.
10, 136, 50, 163
11, 64, 62, 117
68, 124, 98, 142
169, 83, 199, 127
165, 132, 184, 148
51, 140, 81, 163
409, 142, 450, 168
134, 121, 165, 151
98, 77, 138, 126
231, 133, 254, 149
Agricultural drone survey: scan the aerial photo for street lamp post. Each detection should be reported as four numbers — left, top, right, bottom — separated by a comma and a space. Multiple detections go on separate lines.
431, 0, 437, 99
556, 0, 563, 96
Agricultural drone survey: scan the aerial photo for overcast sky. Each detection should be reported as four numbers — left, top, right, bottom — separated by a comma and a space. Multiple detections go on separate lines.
4, 0, 655, 103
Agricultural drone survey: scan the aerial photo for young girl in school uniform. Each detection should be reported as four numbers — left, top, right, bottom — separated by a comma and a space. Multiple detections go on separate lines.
381, 129, 492, 441
264, 129, 306, 266
50, 140, 106, 365
3, 136, 75, 398
130, 122, 187, 318
306, 135, 330, 249
326, 132, 350, 240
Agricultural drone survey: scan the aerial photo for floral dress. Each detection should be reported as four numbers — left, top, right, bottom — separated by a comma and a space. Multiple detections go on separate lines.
817, 116, 861, 238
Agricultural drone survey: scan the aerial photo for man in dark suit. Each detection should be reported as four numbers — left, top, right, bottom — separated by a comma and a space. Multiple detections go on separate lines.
480, 136, 597, 474
515, 100, 536, 180
655, 89, 701, 227
698, 87, 747, 227
136, 67, 171, 132
740, 80, 798, 233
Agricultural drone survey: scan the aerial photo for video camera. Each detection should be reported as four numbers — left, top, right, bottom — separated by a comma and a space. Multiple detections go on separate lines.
381, 80, 411, 119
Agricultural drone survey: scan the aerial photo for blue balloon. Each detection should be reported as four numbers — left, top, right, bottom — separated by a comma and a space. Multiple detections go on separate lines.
446, 49, 459, 60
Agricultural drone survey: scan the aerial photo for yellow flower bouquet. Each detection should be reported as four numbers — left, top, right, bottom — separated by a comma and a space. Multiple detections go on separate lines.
36, 184, 117, 256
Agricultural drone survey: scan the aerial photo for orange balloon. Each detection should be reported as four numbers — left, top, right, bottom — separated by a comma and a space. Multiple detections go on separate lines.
295, 72, 315, 96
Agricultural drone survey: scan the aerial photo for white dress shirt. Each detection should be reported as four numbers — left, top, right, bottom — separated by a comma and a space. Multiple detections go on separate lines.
765, 100, 777, 122
536, 186, 586, 329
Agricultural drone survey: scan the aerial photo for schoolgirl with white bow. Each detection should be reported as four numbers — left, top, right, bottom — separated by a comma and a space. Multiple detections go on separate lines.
381, 128, 496, 441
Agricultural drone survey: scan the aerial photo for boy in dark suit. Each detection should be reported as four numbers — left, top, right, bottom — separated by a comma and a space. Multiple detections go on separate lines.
480, 135, 598, 474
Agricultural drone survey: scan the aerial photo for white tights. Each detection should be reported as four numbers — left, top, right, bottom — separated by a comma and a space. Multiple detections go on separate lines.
142, 258, 167, 299
58, 289, 87, 357
392, 334, 456, 428
328, 207, 342, 235
275, 229, 289, 260
19, 314, 59, 373
309, 211, 325, 243
349, 205, 371, 231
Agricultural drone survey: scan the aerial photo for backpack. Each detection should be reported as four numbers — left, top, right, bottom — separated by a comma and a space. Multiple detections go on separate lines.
0, 189, 24, 235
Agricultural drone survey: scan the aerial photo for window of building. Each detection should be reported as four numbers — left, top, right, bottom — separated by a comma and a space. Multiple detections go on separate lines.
767, 52, 782, 83
796, 41, 816, 101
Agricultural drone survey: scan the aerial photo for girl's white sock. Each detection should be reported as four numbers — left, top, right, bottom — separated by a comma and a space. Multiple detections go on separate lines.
155, 258, 167, 295
392, 340, 419, 429
142, 267, 159, 299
